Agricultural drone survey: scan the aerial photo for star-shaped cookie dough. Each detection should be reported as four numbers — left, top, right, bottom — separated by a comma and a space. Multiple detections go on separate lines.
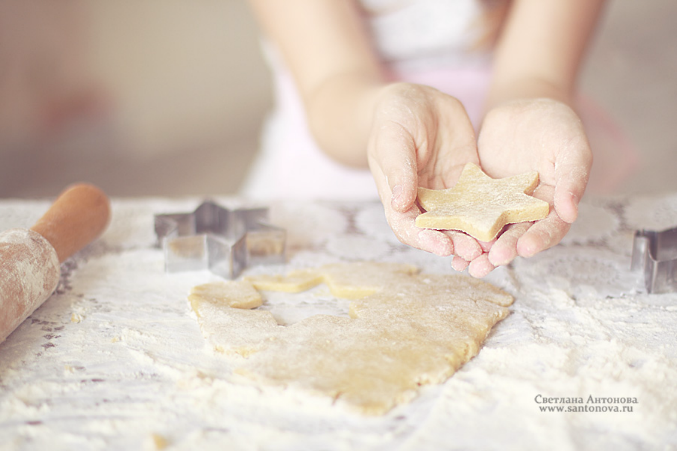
415, 163, 549, 241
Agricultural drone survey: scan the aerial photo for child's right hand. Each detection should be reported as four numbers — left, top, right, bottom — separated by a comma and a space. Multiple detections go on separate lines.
366, 82, 484, 263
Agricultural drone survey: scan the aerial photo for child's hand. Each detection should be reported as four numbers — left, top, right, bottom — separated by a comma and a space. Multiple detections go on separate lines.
452, 98, 592, 277
366, 82, 484, 263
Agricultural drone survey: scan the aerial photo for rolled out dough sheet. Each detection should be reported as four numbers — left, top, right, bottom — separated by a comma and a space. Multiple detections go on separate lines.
190, 262, 513, 415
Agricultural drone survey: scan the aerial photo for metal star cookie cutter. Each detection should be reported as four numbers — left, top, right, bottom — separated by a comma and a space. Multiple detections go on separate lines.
154, 201, 286, 279
631, 226, 677, 293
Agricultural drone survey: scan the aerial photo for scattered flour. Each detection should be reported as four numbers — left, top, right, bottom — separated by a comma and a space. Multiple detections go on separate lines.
0, 198, 675, 450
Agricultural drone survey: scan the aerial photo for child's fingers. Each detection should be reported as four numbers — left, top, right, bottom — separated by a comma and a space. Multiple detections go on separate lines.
467, 254, 495, 278
369, 120, 419, 213
488, 222, 531, 266
516, 217, 570, 258
447, 231, 482, 261
371, 163, 453, 256
515, 190, 571, 258
388, 208, 454, 257
451, 256, 469, 272
553, 144, 592, 224
478, 239, 495, 253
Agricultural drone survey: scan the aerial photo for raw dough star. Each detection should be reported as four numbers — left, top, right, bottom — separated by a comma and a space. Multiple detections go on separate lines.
416, 163, 550, 241
189, 262, 513, 415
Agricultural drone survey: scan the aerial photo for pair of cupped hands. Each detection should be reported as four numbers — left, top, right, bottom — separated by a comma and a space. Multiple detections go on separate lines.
367, 83, 592, 278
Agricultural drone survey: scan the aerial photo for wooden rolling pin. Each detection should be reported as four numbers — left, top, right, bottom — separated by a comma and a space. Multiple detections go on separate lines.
0, 184, 110, 344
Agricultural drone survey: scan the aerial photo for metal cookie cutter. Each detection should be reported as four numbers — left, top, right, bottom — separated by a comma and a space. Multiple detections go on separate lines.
154, 201, 286, 279
631, 226, 677, 293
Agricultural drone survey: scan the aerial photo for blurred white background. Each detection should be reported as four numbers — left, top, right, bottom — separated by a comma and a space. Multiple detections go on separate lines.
0, 0, 675, 198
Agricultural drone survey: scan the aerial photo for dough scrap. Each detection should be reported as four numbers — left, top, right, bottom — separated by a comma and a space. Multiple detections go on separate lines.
416, 163, 550, 241
189, 262, 513, 415
189, 281, 277, 356
189, 281, 262, 310
244, 272, 324, 293
291, 262, 419, 299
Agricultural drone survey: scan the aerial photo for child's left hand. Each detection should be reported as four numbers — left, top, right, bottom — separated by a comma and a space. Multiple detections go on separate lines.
451, 98, 592, 277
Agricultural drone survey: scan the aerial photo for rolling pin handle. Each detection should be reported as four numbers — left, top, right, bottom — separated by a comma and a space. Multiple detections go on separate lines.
30, 183, 111, 263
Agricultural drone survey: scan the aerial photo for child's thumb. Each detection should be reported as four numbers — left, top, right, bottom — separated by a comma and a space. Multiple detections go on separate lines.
378, 137, 419, 213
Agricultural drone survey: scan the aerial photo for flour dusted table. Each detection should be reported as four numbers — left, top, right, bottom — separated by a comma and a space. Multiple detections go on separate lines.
0, 195, 675, 450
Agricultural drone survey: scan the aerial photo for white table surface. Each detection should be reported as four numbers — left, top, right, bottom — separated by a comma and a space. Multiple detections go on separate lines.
0, 195, 676, 451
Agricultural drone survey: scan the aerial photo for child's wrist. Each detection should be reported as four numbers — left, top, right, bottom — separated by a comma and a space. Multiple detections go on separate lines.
485, 77, 574, 111
305, 73, 386, 167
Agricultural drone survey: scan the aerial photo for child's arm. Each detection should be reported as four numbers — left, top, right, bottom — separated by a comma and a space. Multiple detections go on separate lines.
455, 0, 606, 276
248, 0, 485, 262
247, 0, 379, 167
248, 0, 606, 277
488, 0, 606, 106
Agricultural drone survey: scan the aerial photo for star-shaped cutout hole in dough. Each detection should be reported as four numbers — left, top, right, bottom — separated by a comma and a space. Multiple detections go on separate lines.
189, 262, 513, 415
416, 163, 550, 241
